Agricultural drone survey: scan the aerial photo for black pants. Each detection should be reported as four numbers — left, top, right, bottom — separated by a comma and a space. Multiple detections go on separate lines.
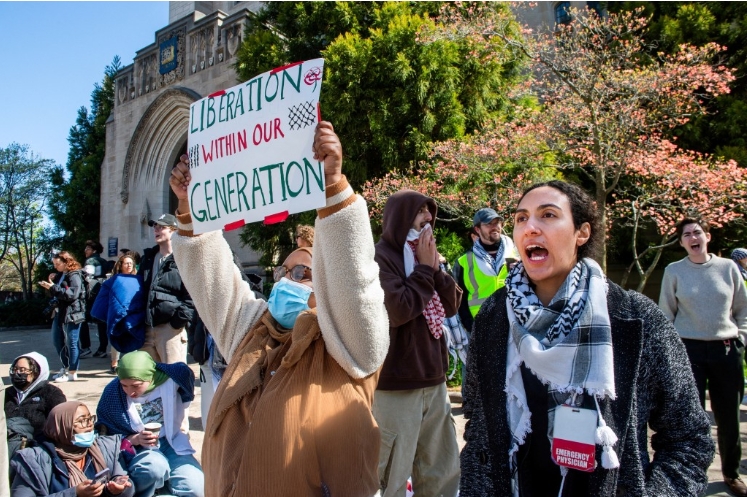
79, 320, 91, 349
682, 338, 744, 478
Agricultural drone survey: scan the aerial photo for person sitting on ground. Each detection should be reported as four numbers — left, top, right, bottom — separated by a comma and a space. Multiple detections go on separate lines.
10, 401, 134, 497
96, 351, 202, 497
38, 252, 87, 383
4, 353, 66, 439
168, 121, 389, 496
92, 253, 146, 374
295, 224, 314, 248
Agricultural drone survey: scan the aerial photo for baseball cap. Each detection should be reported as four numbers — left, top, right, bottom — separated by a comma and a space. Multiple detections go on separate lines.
473, 208, 503, 226
148, 213, 177, 228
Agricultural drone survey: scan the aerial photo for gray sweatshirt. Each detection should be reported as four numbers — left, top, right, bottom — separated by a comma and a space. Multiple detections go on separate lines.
658, 254, 747, 343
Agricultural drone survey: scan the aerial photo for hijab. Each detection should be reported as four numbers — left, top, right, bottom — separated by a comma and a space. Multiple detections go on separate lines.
117, 351, 168, 394
43, 401, 107, 487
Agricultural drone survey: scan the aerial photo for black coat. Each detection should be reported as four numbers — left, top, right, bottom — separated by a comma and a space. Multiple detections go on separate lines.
139, 246, 195, 328
50, 270, 86, 324
460, 282, 714, 497
4, 382, 66, 437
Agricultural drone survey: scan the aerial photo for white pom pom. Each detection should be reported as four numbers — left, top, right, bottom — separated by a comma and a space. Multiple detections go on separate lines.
601, 445, 620, 469
595, 425, 618, 446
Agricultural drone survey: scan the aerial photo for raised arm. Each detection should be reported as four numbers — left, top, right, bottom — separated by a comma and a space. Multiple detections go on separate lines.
169, 159, 266, 362
307, 122, 389, 378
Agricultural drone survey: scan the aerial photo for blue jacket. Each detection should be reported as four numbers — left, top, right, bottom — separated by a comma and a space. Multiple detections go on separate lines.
91, 274, 146, 353
9, 435, 133, 497
96, 362, 195, 437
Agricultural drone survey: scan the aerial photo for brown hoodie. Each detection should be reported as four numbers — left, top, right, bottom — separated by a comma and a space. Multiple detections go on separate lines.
374, 189, 462, 390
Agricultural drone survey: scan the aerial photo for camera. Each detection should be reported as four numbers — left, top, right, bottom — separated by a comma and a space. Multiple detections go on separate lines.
42, 298, 59, 319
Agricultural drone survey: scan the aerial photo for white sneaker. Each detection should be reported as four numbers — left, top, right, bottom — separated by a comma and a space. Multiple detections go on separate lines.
55, 373, 69, 383
52, 368, 67, 380
68, 372, 78, 381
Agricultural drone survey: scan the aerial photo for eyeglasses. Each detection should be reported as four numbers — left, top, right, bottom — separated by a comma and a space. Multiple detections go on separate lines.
73, 415, 97, 428
273, 264, 311, 282
10, 368, 32, 375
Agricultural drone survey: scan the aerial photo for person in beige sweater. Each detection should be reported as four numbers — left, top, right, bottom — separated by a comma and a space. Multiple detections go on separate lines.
168, 121, 389, 497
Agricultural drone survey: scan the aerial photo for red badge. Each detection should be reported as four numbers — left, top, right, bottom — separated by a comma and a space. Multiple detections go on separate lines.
551, 405, 597, 472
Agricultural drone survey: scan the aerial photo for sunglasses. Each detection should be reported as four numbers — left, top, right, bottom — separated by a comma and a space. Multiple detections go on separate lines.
273, 264, 312, 283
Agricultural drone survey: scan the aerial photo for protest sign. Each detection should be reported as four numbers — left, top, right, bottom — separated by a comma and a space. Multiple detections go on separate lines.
187, 58, 325, 234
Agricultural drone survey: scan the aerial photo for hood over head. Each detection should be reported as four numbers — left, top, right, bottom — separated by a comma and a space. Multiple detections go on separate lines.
13, 351, 49, 382
380, 189, 437, 249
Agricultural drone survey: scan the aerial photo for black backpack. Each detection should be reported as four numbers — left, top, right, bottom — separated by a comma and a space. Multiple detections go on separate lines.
79, 271, 102, 305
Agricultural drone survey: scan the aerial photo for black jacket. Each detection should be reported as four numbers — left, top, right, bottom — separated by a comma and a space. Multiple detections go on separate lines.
139, 246, 195, 329
4, 382, 66, 437
49, 270, 86, 324
460, 283, 714, 497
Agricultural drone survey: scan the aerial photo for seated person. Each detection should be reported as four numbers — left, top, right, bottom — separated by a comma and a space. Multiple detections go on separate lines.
5, 353, 66, 437
10, 401, 134, 497
96, 351, 203, 497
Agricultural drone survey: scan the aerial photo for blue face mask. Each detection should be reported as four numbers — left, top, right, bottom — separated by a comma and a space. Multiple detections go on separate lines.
72, 430, 97, 448
267, 278, 312, 329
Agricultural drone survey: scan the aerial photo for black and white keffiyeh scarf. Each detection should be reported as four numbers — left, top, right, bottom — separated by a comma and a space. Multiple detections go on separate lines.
504, 258, 618, 495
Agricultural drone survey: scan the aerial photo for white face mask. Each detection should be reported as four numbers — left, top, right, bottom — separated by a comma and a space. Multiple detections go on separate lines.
407, 223, 431, 242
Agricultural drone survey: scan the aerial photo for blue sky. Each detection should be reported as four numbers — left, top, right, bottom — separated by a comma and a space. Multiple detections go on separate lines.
0, 1, 169, 168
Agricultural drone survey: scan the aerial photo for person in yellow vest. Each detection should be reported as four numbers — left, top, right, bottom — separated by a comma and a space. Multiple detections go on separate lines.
454, 208, 518, 335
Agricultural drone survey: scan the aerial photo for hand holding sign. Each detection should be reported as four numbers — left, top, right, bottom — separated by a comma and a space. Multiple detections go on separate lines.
170, 155, 191, 215
313, 122, 342, 186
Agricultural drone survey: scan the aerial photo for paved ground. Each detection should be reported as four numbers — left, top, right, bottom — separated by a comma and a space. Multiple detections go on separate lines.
1, 325, 744, 495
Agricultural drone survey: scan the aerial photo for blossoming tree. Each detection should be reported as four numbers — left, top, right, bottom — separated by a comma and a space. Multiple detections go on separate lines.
412, 4, 736, 270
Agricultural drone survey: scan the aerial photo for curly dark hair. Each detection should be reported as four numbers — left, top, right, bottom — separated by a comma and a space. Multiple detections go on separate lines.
12, 355, 40, 377
517, 180, 602, 261
53, 251, 82, 271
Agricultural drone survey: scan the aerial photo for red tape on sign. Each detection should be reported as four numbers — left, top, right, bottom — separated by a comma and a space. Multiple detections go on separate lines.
263, 211, 289, 225
270, 61, 302, 74
224, 219, 246, 231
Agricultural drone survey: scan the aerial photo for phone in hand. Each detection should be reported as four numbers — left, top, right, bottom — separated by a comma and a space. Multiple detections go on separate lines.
93, 468, 110, 485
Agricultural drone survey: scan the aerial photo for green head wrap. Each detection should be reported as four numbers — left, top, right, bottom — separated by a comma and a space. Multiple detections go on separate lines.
117, 351, 169, 394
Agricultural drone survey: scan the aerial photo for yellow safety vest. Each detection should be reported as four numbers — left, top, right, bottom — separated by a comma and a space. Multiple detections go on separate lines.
457, 252, 509, 317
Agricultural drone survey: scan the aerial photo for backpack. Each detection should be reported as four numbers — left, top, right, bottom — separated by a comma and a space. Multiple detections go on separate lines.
79, 271, 102, 304
6, 416, 35, 460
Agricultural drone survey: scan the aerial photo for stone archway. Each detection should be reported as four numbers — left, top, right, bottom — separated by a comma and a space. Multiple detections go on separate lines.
120, 87, 201, 205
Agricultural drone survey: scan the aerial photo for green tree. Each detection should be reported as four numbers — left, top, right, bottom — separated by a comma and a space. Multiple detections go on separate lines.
0, 144, 55, 300
235, 1, 526, 268
609, 2, 747, 166
49, 56, 120, 258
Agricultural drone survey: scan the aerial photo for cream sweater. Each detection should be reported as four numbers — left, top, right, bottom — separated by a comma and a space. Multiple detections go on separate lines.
171, 176, 390, 379
659, 254, 747, 343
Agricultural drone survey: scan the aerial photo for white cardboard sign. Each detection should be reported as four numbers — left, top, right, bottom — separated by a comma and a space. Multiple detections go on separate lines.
186, 58, 325, 234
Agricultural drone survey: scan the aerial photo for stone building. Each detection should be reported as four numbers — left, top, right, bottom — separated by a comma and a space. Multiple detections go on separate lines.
101, 1, 262, 271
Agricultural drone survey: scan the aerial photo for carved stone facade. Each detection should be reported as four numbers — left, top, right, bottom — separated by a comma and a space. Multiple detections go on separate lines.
101, 2, 263, 270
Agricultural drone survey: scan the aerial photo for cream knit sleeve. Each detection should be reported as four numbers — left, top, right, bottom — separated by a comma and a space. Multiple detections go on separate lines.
171, 214, 267, 363
313, 177, 390, 378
